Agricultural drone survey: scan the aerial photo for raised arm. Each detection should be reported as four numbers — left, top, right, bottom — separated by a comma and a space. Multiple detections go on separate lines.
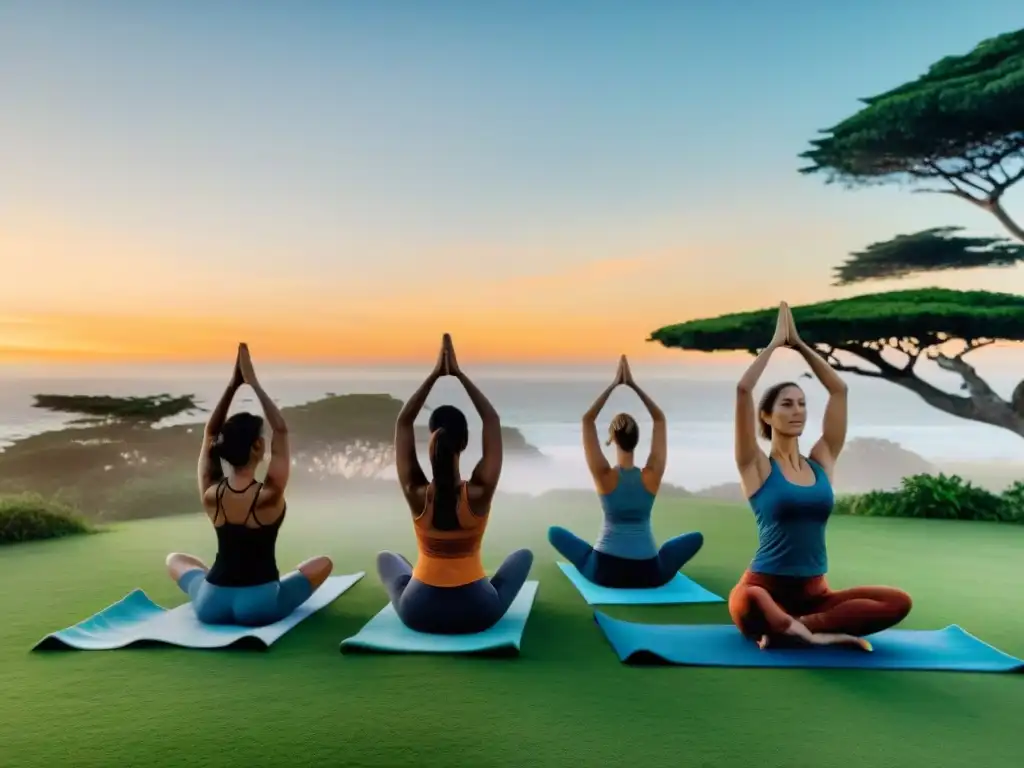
445, 336, 503, 494
788, 315, 848, 477
237, 344, 290, 494
395, 340, 446, 501
582, 359, 624, 489
735, 304, 790, 489
620, 357, 667, 486
198, 351, 243, 497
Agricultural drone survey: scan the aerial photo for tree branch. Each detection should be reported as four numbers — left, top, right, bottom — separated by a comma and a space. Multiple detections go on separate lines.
928, 341, 1004, 404
815, 343, 884, 378
1012, 379, 1024, 417
922, 160, 993, 200
822, 339, 1024, 434
988, 200, 1024, 243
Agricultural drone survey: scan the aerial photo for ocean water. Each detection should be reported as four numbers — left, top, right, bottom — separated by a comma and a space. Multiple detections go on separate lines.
1, 362, 1022, 493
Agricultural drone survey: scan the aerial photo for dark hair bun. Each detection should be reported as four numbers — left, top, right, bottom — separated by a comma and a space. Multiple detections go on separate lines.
211, 412, 265, 468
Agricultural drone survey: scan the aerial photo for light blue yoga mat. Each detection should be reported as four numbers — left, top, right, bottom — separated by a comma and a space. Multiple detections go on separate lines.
594, 613, 1024, 672
33, 573, 365, 651
557, 562, 723, 605
340, 580, 539, 655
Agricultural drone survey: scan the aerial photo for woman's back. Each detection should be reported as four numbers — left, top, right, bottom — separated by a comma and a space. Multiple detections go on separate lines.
594, 467, 658, 559
412, 483, 488, 587
204, 478, 285, 587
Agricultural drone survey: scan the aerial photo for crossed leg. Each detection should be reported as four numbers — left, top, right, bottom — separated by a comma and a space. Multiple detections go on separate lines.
377, 551, 414, 607
656, 532, 704, 584
166, 552, 208, 584
728, 583, 795, 639
730, 576, 912, 649
800, 585, 913, 637
547, 526, 593, 571
489, 548, 534, 615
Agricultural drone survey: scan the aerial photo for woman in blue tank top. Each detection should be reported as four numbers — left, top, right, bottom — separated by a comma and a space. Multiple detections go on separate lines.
729, 303, 912, 650
548, 355, 704, 588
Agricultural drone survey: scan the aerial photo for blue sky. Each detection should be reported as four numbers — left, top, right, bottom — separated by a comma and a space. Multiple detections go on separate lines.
1, 1, 1022, 362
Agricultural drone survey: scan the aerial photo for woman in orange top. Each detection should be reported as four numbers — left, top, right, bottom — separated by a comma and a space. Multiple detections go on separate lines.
378, 334, 534, 634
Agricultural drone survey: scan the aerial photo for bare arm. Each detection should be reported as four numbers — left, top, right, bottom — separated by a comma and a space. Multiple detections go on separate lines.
582, 384, 615, 482
250, 381, 290, 493
460, 372, 503, 493
198, 377, 240, 497
735, 343, 780, 472
630, 382, 667, 481
796, 340, 849, 474
395, 371, 438, 499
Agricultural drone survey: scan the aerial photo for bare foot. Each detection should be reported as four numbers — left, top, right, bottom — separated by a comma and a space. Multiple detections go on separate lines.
758, 618, 815, 650
165, 552, 208, 582
810, 632, 873, 652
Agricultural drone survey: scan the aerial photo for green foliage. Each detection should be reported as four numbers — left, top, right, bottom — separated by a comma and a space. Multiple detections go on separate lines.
648, 288, 1024, 353
799, 29, 1024, 185
0, 493, 93, 545
833, 228, 1024, 285
834, 474, 1024, 524
999, 480, 1024, 520
33, 394, 202, 425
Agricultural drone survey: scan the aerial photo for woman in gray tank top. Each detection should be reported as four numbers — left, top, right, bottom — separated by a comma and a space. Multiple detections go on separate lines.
548, 355, 704, 588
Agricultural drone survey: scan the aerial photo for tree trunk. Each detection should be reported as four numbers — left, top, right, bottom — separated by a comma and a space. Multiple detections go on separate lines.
886, 372, 1024, 438
828, 344, 1024, 439
987, 200, 1024, 244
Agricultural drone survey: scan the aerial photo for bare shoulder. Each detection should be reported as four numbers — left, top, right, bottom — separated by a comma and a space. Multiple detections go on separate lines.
201, 483, 220, 508
808, 444, 836, 480
738, 453, 772, 499
403, 483, 429, 516
640, 467, 661, 495
254, 484, 286, 521
466, 482, 495, 514
594, 467, 619, 495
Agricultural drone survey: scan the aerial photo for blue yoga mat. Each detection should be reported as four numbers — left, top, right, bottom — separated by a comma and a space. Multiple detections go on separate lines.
340, 580, 539, 655
33, 573, 365, 651
557, 562, 723, 605
594, 613, 1024, 672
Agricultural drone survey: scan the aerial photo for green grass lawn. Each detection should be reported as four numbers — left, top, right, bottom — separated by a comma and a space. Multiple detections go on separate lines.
2, 495, 1022, 768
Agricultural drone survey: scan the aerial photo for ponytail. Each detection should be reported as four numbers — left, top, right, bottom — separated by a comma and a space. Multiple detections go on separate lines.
429, 428, 459, 531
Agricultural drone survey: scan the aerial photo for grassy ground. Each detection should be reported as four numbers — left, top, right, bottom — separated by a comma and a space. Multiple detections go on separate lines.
2, 495, 1022, 768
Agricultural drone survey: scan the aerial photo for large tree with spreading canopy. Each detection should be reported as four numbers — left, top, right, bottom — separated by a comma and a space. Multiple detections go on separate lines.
799, 28, 1024, 243
652, 30, 1024, 439
650, 288, 1024, 437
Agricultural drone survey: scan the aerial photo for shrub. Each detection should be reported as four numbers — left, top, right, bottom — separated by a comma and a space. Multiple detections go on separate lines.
0, 493, 93, 545
1000, 480, 1024, 523
833, 473, 1018, 523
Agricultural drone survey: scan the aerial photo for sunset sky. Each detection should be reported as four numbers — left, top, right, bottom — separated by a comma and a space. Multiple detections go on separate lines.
3, 1, 1024, 365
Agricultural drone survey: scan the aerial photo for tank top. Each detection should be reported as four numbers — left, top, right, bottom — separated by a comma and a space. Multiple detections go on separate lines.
411, 483, 488, 588
205, 479, 284, 588
748, 457, 834, 577
594, 467, 658, 560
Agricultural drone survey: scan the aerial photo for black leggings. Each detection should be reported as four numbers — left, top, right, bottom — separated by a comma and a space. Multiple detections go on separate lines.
376, 550, 534, 635
549, 525, 704, 588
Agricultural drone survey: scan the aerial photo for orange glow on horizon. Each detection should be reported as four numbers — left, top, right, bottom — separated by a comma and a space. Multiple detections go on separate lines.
0, 309, 706, 364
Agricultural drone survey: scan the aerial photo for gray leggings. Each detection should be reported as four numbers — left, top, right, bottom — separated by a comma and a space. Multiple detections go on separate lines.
377, 549, 534, 635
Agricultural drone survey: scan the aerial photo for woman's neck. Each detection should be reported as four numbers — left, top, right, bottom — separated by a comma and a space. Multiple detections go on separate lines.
616, 450, 635, 469
770, 437, 802, 469
229, 468, 257, 487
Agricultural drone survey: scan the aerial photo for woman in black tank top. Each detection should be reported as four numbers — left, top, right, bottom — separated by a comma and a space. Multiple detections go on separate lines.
164, 344, 334, 627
